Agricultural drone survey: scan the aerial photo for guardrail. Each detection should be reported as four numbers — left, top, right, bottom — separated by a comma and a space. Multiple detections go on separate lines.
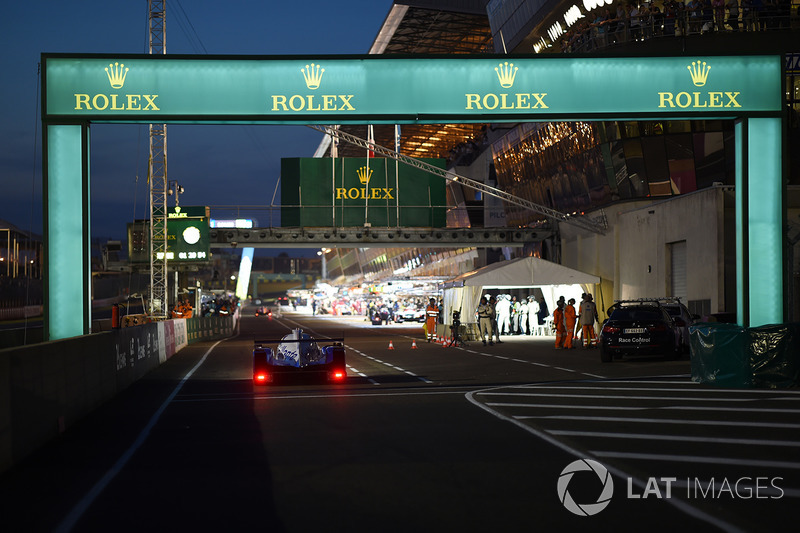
0, 305, 42, 321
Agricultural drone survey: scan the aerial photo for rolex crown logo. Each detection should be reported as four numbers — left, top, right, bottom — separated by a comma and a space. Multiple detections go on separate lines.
687, 60, 710, 87
301, 63, 325, 90
495, 61, 518, 89
105, 62, 129, 89
357, 166, 373, 185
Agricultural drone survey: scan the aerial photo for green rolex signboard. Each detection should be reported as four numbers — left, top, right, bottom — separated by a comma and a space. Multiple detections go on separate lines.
43, 55, 781, 122
281, 158, 446, 228
128, 206, 210, 263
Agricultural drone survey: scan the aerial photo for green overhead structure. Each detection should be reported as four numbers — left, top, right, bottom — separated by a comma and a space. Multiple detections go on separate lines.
41, 53, 784, 339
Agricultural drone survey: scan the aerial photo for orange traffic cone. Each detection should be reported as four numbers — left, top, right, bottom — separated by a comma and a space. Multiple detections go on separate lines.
411, 340, 418, 349
388, 340, 395, 350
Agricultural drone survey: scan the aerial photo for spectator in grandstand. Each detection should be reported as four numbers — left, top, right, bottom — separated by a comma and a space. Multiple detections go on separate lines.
726, 0, 740, 30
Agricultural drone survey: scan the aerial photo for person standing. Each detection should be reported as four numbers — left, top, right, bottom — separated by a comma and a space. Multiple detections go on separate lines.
565, 298, 577, 349
518, 297, 529, 335
477, 296, 494, 346
579, 293, 600, 348
527, 296, 539, 335
509, 295, 520, 334
713, 0, 726, 29
425, 297, 439, 342
553, 297, 567, 349
489, 296, 503, 344
496, 295, 511, 336
726, 0, 740, 30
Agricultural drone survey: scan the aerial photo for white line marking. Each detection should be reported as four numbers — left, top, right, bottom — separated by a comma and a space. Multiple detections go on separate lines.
476, 392, 774, 402
515, 384, 800, 396
487, 402, 800, 414
548, 430, 800, 448
464, 387, 745, 533
55, 338, 227, 533
516, 415, 800, 429
592, 451, 800, 470
553, 366, 576, 373
490, 402, 644, 410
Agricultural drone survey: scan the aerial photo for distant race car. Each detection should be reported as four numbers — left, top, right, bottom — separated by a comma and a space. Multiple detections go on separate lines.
253, 328, 346, 384
254, 306, 272, 318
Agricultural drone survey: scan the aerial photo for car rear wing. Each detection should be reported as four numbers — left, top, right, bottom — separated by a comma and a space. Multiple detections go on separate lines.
254, 337, 344, 349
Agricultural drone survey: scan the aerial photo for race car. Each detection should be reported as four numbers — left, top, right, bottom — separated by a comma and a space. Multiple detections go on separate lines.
254, 306, 272, 318
252, 328, 346, 384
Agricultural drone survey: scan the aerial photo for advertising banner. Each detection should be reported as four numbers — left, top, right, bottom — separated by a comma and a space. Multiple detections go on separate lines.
43, 55, 781, 122
281, 157, 446, 227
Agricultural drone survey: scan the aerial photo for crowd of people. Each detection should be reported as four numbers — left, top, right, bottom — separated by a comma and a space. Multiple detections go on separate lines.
169, 299, 194, 319
476, 294, 552, 346
552, 293, 600, 349
559, 0, 795, 53
476, 292, 602, 349
199, 295, 239, 317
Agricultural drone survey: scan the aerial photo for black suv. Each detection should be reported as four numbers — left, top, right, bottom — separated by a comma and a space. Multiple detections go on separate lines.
600, 299, 683, 362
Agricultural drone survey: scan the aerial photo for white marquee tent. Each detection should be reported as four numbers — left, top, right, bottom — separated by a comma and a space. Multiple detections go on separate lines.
440, 257, 600, 327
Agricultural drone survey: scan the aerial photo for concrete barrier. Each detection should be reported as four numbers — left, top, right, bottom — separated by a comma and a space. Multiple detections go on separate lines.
0, 314, 235, 474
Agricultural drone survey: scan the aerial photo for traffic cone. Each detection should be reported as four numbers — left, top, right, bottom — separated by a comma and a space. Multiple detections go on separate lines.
411, 340, 418, 349
388, 340, 394, 350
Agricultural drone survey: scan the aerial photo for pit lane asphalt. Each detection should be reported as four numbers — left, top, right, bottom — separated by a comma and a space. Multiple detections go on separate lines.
0, 309, 795, 532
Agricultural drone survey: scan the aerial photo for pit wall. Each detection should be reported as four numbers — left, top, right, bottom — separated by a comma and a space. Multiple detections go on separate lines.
0, 313, 237, 474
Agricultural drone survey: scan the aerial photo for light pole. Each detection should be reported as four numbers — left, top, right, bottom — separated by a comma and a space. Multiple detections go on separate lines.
167, 180, 185, 207
317, 248, 330, 280
167, 181, 185, 307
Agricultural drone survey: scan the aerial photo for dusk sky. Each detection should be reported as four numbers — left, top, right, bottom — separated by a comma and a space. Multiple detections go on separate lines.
1, 1, 391, 247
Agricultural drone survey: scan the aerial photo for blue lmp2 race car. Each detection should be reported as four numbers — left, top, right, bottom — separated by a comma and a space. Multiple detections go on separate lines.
252, 328, 346, 384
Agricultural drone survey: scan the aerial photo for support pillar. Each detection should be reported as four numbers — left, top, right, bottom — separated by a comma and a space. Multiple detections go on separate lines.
737, 117, 783, 327
44, 124, 91, 340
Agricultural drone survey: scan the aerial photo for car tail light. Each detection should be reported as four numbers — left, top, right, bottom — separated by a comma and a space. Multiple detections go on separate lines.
649, 323, 668, 332
331, 370, 346, 381
602, 325, 620, 334
254, 373, 270, 383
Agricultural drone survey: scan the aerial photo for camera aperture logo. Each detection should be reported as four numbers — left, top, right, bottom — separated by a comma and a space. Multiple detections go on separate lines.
557, 459, 614, 516
557, 458, 785, 517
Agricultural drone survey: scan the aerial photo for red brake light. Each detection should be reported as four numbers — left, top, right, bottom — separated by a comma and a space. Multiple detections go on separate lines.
650, 323, 668, 332
332, 370, 345, 380
602, 325, 620, 334
255, 373, 268, 382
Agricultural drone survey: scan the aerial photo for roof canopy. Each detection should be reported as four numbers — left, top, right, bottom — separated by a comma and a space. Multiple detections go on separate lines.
442, 257, 600, 288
